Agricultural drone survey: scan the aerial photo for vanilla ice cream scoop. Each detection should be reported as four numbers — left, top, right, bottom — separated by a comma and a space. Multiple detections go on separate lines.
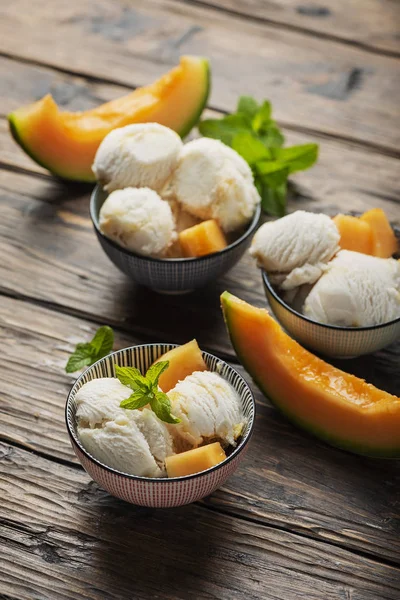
167, 138, 260, 232
303, 250, 400, 327
168, 371, 245, 448
92, 123, 182, 192
250, 210, 340, 290
76, 378, 175, 477
99, 187, 176, 256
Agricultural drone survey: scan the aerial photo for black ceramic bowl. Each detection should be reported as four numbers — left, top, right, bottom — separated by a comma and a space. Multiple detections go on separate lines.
90, 185, 261, 294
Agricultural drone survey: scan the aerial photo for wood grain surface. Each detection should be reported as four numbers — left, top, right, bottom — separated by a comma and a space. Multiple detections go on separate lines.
1, 295, 400, 564
0, 0, 399, 153
1, 1, 400, 597
1, 442, 400, 600
190, 0, 400, 55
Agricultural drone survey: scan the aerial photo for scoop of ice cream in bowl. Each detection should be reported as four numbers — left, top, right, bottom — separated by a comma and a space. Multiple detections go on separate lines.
65, 341, 255, 507
250, 209, 400, 358
90, 124, 261, 294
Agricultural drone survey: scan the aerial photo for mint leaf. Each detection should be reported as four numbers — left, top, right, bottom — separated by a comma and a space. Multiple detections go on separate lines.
65, 326, 115, 373
120, 390, 152, 410
256, 161, 290, 181
65, 344, 94, 373
115, 365, 149, 392
198, 114, 249, 145
90, 326, 114, 356
232, 132, 271, 165
260, 182, 287, 217
259, 124, 285, 148
274, 144, 318, 173
237, 95, 259, 120
150, 391, 180, 424
252, 100, 272, 133
146, 361, 169, 386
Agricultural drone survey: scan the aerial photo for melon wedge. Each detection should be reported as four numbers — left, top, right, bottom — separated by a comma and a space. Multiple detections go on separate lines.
221, 292, 400, 458
8, 56, 210, 182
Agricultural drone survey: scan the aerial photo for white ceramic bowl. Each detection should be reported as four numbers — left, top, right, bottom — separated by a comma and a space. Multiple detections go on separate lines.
262, 270, 400, 358
66, 343, 255, 507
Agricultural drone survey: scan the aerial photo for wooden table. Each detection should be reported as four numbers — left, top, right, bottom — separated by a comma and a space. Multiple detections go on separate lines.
1, 1, 399, 598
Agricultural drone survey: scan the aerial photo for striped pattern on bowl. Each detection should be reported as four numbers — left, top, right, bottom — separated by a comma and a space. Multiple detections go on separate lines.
66, 344, 255, 507
263, 271, 400, 358
90, 185, 261, 293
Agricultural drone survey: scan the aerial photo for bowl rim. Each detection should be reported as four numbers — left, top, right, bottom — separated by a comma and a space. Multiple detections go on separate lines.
262, 269, 400, 331
65, 343, 256, 482
90, 183, 261, 263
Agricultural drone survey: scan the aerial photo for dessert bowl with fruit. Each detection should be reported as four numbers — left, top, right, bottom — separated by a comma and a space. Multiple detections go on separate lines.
250, 208, 400, 358
65, 340, 255, 507
89, 125, 261, 293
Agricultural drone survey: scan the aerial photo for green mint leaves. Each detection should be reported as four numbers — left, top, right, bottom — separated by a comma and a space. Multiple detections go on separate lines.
115, 362, 180, 425
198, 95, 318, 217
65, 326, 114, 373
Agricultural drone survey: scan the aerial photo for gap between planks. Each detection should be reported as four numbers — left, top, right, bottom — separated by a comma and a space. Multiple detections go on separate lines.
173, 0, 400, 60
1, 434, 399, 574
0, 51, 399, 160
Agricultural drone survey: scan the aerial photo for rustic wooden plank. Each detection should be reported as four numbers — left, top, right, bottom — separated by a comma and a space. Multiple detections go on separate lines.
190, 0, 400, 56
0, 0, 399, 152
1, 442, 399, 600
1, 295, 399, 563
0, 162, 399, 360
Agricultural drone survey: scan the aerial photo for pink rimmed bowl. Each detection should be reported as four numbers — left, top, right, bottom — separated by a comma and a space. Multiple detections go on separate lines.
66, 343, 255, 507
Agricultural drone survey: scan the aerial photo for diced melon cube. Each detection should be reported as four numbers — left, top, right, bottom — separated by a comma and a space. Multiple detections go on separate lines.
165, 442, 226, 477
179, 219, 227, 258
360, 208, 398, 258
154, 340, 208, 392
333, 214, 372, 255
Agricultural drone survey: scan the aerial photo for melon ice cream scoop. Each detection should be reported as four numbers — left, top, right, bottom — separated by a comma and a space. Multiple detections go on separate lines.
167, 370, 245, 448
250, 210, 340, 290
75, 378, 175, 477
92, 123, 183, 192
303, 250, 400, 327
99, 187, 176, 256
165, 138, 260, 232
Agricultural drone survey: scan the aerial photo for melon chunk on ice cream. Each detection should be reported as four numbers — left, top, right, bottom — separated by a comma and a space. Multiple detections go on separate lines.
165, 442, 226, 477
154, 340, 208, 392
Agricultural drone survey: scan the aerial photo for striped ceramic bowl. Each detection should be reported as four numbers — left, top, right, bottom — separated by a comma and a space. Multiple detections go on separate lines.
262, 271, 400, 358
65, 343, 255, 507
90, 185, 261, 294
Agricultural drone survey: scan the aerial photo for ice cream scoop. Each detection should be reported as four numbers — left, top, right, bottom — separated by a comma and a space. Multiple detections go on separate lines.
303, 250, 400, 327
250, 210, 340, 290
166, 138, 260, 232
92, 123, 182, 192
168, 370, 245, 448
99, 187, 176, 256
76, 378, 174, 477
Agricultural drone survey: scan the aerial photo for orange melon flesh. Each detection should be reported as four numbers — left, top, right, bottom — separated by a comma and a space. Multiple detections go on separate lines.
154, 340, 208, 392
360, 208, 398, 258
165, 442, 226, 477
8, 56, 210, 182
333, 214, 372, 255
179, 219, 227, 257
221, 292, 400, 457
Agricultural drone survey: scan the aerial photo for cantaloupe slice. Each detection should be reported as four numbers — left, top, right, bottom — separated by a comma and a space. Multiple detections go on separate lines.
333, 214, 372, 255
221, 292, 400, 458
8, 56, 210, 182
165, 442, 226, 477
155, 340, 208, 392
360, 208, 398, 258
179, 220, 227, 258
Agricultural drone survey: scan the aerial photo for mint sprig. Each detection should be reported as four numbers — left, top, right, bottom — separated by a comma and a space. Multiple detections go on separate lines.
115, 362, 180, 425
199, 95, 318, 217
65, 326, 114, 373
